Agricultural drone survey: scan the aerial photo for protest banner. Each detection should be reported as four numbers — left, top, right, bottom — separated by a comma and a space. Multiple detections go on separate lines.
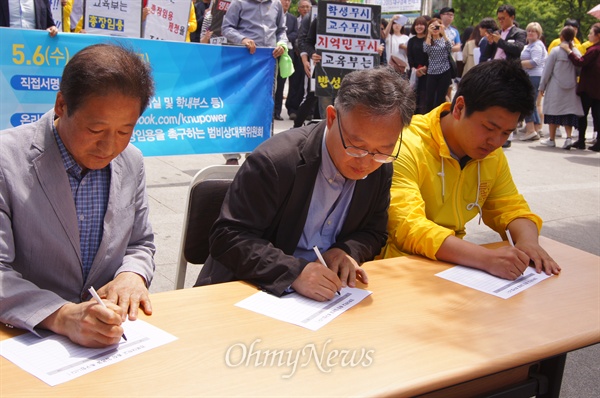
360, 0, 421, 14
1, 28, 276, 156
82, 0, 143, 37
49, 0, 64, 32
208, 0, 231, 42
314, 1, 381, 97
144, 0, 191, 42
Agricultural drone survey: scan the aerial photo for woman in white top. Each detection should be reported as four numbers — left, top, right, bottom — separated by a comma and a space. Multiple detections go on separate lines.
519, 22, 548, 141
385, 15, 409, 68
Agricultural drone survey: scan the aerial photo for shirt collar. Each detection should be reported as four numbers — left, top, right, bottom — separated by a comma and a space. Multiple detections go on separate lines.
502, 25, 514, 33
321, 126, 346, 184
52, 116, 111, 179
52, 117, 86, 179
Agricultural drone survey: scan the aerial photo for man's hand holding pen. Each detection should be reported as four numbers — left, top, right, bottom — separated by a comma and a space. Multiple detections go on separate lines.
39, 300, 126, 348
321, 248, 369, 288
291, 247, 369, 302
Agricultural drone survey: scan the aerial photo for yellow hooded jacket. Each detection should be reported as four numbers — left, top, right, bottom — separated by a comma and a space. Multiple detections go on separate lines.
380, 103, 542, 260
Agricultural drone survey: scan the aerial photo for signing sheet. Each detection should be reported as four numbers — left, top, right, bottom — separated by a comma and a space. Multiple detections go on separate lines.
436, 265, 552, 299
0, 319, 177, 386
235, 287, 372, 331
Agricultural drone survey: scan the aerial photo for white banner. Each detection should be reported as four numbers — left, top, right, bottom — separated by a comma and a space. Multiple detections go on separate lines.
363, 0, 421, 13
83, 0, 143, 38
49, 0, 63, 31
144, 0, 191, 42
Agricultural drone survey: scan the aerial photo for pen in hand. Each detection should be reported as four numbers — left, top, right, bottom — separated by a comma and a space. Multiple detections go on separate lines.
312, 246, 341, 295
505, 229, 515, 247
506, 229, 526, 276
88, 286, 127, 341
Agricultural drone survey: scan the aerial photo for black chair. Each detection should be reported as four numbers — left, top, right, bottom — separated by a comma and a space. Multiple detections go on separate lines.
174, 165, 240, 289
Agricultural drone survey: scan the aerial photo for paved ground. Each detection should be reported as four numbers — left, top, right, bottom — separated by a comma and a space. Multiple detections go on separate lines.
143, 114, 599, 396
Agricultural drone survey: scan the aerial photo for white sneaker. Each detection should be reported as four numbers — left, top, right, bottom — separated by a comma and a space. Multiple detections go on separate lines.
537, 130, 545, 137
562, 138, 572, 149
555, 127, 563, 138
540, 138, 556, 147
519, 131, 540, 141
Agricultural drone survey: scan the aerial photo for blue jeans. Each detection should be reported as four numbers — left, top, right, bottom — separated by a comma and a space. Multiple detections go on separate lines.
525, 75, 541, 125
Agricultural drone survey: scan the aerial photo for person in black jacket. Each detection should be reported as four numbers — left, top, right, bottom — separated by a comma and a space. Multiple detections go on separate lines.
195, 67, 415, 301
483, 4, 526, 61
406, 15, 430, 114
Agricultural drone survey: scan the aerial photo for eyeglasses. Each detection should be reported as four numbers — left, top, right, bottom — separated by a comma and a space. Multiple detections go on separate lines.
336, 110, 400, 163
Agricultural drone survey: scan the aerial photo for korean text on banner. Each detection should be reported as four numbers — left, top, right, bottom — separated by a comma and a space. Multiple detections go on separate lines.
314, 1, 381, 98
0, 28, 276, 156
144, 0, 191, 42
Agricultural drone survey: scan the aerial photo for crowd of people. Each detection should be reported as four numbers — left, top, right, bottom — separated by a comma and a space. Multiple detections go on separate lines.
386, 5, 599, 151
0, 2, 597, 349
4, 1, 598, 151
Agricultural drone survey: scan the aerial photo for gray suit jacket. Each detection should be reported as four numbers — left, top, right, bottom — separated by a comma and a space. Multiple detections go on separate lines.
0, 111, 155, 334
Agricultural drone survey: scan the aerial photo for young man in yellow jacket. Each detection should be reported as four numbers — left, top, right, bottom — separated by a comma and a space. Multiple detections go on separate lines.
381, 60, 561, 280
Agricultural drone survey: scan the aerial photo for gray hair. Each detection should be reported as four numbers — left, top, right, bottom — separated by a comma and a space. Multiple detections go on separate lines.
335, 67, 415, 128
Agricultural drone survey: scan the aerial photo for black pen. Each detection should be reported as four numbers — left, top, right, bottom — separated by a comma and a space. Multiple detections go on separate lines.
88, 286, 128, 341
312, 246, 341, 295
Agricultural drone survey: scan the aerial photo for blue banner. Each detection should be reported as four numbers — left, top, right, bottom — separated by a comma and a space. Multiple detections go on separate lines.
0, 28, 276, 156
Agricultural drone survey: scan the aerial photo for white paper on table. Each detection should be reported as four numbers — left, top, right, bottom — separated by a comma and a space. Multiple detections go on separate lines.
235, 287, 372, 331
0, 319, 177, 386
435, 265, 552, 299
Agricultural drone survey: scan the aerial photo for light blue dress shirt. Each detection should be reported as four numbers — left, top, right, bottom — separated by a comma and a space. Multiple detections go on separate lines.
293, 127, 356, 262
8, 0, 36, 28
222, 0, 288, 47
53, 124, 110, 281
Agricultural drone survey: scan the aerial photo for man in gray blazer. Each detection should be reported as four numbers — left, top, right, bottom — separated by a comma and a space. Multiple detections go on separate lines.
195, 67, 415, 301
0, 44, 156, 348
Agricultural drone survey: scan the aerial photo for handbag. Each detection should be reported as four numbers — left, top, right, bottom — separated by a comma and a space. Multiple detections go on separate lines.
448, 54, 458, 78
390, 55, 408, 75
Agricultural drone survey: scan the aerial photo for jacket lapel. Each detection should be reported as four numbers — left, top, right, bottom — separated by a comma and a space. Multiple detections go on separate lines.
31, 111, 82, 265
275, 122, 324, 252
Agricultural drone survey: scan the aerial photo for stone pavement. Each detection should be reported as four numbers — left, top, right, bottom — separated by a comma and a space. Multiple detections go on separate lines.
143, 115, 599, 397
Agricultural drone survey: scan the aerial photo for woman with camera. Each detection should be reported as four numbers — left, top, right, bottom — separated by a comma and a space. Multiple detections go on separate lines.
423, 18, 453, 112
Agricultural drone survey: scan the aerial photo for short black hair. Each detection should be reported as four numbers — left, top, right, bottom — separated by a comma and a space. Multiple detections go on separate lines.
479, 17, 499, 31
497, 4, 516, 18
451, 60, 534, 121
60, 43, 154, 117
564, 19, 579, 29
